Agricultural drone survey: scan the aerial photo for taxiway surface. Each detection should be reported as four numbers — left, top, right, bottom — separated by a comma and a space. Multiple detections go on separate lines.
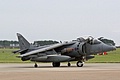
0, 63, 120, 80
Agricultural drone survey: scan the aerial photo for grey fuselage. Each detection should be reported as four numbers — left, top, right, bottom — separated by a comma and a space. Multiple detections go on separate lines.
21, 40, 116, 62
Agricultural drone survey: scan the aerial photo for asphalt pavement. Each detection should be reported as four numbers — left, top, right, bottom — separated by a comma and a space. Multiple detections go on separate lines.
0, 63, 120, 80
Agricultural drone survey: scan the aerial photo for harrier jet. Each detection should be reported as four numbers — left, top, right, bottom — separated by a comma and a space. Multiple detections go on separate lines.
13, 33, 116, 67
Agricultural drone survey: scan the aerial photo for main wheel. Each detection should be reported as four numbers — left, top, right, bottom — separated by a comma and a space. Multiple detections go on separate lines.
76, 61, 83, 67
52, 62, 60, 67
34, 63, 38, 68
68, 62, 71, 67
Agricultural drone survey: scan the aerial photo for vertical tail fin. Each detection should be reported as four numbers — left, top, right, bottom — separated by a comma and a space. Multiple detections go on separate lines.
17, 33, 30, 50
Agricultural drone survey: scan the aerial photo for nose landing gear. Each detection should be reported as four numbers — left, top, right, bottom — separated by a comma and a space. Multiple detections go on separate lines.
76, 61, 84, 67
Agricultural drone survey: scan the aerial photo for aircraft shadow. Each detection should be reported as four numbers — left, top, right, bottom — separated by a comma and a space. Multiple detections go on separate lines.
10, 66, 79, 68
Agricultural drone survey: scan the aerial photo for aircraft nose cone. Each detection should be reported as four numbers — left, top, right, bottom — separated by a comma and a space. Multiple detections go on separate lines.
109, 46, 116, 51
112, 46, 116, 50
103, 44, 116, 52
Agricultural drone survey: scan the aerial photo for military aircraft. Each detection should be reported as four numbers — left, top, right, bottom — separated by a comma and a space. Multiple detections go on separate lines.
13, 33, 116, 67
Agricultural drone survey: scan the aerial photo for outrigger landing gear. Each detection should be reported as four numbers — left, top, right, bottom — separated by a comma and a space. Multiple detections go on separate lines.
68, 62, 71, 67
34, 63, 38, 68
76, 61, 84, 67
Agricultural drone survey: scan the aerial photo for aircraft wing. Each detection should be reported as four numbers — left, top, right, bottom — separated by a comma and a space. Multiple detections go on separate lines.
19, 42, 75, 57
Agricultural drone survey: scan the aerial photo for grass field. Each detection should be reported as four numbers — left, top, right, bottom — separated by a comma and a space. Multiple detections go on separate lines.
87, 48, 120, 63
0, 49, 30, 63
0, 48, 120, 63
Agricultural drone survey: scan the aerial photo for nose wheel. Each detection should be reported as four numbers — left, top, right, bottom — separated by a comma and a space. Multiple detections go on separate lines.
76, 61, 84, 67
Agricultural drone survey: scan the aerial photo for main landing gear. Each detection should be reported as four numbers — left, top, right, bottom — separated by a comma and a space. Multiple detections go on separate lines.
52, 62, 60, 67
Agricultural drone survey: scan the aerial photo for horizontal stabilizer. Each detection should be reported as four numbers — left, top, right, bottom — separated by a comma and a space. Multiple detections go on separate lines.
13, 49, 28, 54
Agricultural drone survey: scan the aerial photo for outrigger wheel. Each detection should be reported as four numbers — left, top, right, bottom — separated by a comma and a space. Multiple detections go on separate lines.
68, 62, 71, 67
34, 63, 38, 68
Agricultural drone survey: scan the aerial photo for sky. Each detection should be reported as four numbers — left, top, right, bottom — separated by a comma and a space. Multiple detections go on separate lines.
0, 0, 120, 45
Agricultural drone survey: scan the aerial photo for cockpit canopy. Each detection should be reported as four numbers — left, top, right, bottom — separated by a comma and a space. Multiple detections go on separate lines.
92, 39, 101, 44
77, 36, 101, 44
77, 37, 86, 42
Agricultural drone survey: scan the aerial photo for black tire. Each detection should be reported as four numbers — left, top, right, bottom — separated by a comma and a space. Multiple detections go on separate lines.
76, 61, 83, 67
34, 63, 38, 68
68, 62, 71, 67
52, 62, 60, 67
